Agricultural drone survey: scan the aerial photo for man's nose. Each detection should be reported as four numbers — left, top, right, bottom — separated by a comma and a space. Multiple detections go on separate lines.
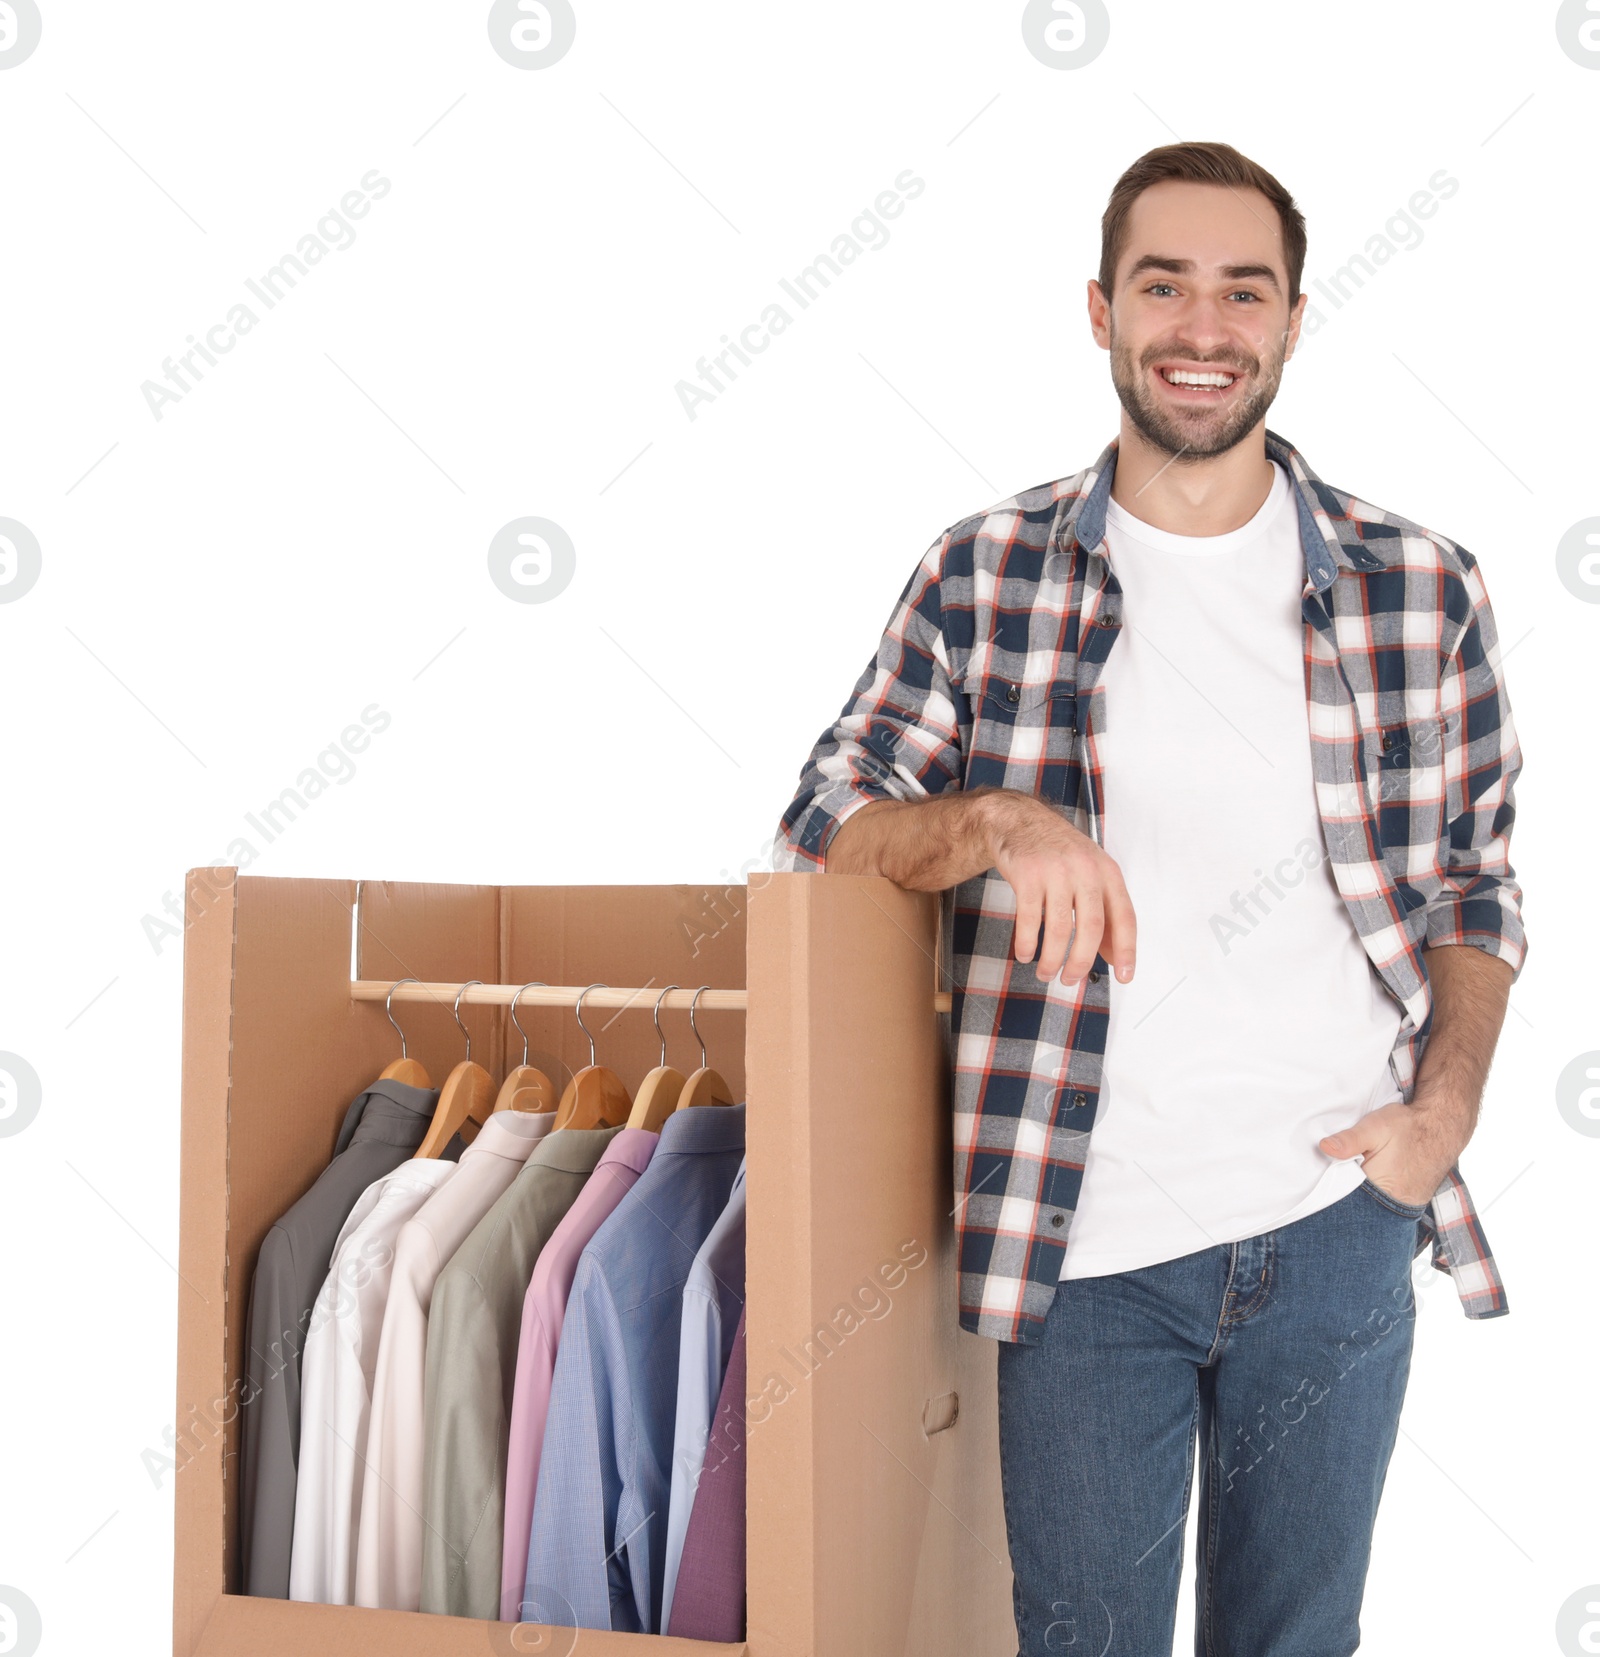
1166, 297, 1235, 354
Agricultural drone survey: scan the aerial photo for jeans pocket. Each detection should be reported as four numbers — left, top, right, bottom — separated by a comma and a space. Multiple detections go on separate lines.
1359, 1174, 1431, 1220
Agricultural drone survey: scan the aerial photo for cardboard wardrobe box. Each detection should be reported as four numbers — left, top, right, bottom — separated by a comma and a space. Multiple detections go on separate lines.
173, 868, 1014, 1655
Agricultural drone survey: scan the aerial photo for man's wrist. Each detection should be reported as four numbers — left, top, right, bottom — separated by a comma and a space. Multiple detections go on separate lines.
1404, 1083, 1474, 1161
966, 787, 1011, 865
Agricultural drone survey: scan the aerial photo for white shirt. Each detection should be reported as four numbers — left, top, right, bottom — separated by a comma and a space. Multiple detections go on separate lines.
1060, 461, 1403, 1280
353, 1109, 554, 1610
288, 1156, 457, 1604
659, 1156, 746, 1633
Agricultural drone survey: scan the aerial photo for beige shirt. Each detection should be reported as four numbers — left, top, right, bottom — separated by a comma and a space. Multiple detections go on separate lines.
419, 1124, 628, 1619
353, 1109, 553, 1610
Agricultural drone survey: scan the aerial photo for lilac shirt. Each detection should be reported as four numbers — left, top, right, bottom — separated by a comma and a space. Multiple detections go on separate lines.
666, 1302, 747, 1642
499, 1126, 658, 1623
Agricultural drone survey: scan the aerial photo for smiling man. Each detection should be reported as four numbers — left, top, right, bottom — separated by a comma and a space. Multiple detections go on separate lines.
774, 143, 1526, 1655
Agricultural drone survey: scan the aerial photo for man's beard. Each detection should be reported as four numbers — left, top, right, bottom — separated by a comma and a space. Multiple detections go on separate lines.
1109, 326, 1287, 461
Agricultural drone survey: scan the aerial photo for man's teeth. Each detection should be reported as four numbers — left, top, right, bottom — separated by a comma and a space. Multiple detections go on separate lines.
1162, 368, 1236, 387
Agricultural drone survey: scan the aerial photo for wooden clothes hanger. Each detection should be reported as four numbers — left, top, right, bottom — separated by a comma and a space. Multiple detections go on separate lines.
676, 984, 737, 1111
378, 978, 431, 1089
626, 984, 687, 1132
415, 981, 497, 1159
552, 982, 632, 1131
493, 982, 557, 1116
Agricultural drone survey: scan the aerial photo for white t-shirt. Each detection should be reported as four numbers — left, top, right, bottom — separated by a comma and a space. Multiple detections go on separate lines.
1059, 460, 1402, 1281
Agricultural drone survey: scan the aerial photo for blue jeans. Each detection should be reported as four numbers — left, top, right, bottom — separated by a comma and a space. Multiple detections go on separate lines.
997, 1178, 1429, 1656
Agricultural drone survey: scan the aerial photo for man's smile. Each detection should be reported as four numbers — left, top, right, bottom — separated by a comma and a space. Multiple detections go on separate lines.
1149, 359, 1250, 403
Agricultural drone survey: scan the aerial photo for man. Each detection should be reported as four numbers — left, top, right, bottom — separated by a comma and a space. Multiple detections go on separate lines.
773, 142, 1526, 1655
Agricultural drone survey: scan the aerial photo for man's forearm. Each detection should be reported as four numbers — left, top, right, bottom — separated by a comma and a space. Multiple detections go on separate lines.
824, 789, 1003, 889
1410, 940, 1515, 1151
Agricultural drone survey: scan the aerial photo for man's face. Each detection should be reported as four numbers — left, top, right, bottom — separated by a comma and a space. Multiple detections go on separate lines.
1089, 180, 1306, 461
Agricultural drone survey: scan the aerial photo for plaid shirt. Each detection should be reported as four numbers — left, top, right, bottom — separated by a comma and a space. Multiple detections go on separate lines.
774, 429, 1528, 1345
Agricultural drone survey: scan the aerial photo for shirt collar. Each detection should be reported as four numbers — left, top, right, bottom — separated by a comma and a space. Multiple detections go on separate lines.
1062, 428, 1387, 593
341, 1078, 439, 1154
464, 1109, 555, 1163
655, 1100, 747, 1156
531, 1121, 627, 1176
596, 1125, 662, 1175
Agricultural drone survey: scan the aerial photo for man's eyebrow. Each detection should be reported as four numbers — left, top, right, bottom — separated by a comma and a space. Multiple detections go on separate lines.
1124, 254, 1283, 295
1125, 255, 1192, 281
1221, 263, 1282, 293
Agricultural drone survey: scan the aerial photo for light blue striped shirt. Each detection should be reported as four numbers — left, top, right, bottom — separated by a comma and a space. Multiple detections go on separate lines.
523, 1102, 746, 1633
660, 1157, 746, 1631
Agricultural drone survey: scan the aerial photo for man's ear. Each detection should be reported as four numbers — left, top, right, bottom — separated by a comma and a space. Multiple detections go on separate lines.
1087, 278, 1111, 351
1282, 291, 1309, 363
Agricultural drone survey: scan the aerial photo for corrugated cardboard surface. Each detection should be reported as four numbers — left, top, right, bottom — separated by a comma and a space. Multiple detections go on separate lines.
175, 870, 1010, 1656
745, 873, 1013, 1657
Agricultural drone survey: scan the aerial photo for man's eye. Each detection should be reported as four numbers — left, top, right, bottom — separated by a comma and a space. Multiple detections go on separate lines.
1147, 282, 1177, 297
1228, 290, 1262, 302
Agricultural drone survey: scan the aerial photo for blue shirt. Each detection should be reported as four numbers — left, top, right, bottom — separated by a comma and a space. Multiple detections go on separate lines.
524, 1101, 747, 1633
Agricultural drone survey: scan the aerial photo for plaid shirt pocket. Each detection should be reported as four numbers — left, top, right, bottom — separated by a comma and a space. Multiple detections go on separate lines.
959, 665, 1080, 808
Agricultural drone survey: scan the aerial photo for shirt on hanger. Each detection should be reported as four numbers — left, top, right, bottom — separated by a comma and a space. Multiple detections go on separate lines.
500, 1126, 660, 1623
660, 1157, 746, 1633
666, 1302, 748, 1643
524, 1101, 747, 1634
419, 1123, 641, 1620
238, 1077, 444, 1599
353, 1109, 553, 1611
288, 1156, 457, 1604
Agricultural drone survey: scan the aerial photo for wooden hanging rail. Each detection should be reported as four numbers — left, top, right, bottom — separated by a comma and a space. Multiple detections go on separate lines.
349, 979, 955, 1014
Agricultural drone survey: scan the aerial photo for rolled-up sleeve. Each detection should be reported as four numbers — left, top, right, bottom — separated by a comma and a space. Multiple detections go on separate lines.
773, 530, 965, 871
1424, 553, 1528, 980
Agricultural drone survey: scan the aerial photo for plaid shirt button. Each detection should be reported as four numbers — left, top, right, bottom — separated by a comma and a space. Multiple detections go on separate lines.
1049, 1213, 1065, 1228
1005, 683, 1020, 704
1071, 1092, 1087, 1109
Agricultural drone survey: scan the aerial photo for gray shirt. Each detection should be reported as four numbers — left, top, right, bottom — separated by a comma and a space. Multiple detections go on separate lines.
238, 1079, 450, 1598
418, 1124, 624, 1618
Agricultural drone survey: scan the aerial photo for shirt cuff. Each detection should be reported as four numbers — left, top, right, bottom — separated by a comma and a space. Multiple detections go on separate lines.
1422, 907, 1527, 982
775, 784, 900, 873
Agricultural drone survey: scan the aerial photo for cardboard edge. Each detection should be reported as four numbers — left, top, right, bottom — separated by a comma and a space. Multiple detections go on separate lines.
744, 871, 816, 1657
174, 866, 240, 1657
192, 1594, 749, 1655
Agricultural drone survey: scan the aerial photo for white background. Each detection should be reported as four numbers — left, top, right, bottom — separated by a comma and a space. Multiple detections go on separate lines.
0, 3, 1594, 1653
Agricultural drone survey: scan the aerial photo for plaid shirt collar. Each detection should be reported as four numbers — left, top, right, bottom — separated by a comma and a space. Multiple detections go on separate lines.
1057, 428, 1391, 593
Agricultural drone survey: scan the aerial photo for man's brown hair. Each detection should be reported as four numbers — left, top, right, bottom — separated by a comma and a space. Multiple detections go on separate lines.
1099, 142, 1307, 304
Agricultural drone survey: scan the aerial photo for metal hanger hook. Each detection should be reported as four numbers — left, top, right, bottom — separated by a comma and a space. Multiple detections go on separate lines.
652, 984, 680, 1068
574, 983, 606, 1069
508, 981, 547, 1068
454, 980, 484, 1063
688, 985, 712, 1071
386, 978, 420, 1058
